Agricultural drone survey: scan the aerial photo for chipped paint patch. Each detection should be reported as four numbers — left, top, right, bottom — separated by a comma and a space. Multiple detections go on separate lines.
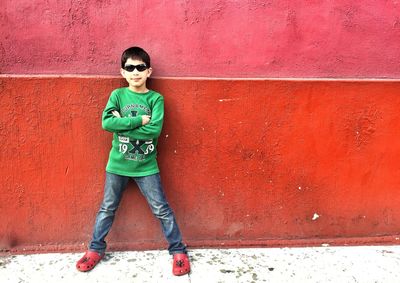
218, 98, 241, 102
312, 213, 320, 221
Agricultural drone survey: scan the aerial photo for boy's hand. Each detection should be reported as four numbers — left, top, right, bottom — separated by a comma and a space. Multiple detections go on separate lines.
142, 115, 151, 125
112, 110, 121, 118
111, 111, 150, 125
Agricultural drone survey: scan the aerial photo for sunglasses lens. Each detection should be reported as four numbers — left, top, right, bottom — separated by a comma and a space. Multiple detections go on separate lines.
124, 64, 148, 72
124, 65, 135, 72
136, 65, 147, 72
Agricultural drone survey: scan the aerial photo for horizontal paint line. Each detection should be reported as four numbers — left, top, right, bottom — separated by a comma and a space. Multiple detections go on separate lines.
1, 74, 400, 82
3, 234, 400, 255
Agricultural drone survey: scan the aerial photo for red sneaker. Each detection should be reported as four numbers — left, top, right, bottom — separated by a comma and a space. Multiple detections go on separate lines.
76, 251, 104, 272
172, 253, 191, 276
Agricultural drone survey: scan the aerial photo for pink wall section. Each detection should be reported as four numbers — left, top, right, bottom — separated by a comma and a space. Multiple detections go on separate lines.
1, 0, 400, 78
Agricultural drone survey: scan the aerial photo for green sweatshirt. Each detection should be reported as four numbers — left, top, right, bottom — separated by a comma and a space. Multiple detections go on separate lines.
102, 87, 164, 177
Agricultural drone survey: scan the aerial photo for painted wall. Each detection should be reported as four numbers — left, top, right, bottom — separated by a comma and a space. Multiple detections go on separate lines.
1, 1, 400, 252
1, 77, 400, 252
1, 0, 400, 78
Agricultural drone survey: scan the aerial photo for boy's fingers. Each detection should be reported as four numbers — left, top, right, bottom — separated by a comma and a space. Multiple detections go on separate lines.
112, 110, 121, 117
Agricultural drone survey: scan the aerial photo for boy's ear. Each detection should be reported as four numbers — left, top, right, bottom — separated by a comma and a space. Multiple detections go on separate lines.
120, 68, 126, 77
147, 67, 153, 77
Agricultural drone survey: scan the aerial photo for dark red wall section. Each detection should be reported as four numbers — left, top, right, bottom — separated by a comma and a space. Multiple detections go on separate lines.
1, 1, 400, 78
1, 76, 400, 252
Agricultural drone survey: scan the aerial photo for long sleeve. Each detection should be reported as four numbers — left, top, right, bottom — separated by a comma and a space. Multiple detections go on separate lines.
119, 96, 164, 140
102, 92, 143, 132
104, 88, 163, 177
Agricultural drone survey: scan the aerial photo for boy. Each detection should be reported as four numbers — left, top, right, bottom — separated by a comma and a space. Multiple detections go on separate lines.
76, 46, 190, 276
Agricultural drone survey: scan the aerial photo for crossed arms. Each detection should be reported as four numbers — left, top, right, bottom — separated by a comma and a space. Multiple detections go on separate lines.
102, 94, 164, 140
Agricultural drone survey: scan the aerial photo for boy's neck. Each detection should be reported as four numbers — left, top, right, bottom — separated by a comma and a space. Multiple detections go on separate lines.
128, 85, 149, 93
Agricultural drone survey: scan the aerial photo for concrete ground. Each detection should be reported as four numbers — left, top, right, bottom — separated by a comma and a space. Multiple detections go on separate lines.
1, 245, 400, 283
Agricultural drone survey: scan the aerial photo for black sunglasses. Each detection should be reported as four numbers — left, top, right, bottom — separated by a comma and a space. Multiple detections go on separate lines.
123, 64, 148, 72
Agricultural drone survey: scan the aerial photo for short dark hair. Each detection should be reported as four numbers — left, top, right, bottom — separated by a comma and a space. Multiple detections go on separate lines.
121, 46, 151, 68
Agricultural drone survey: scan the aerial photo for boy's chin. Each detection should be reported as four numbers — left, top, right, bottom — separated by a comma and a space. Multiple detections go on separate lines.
129, 80, 143, 86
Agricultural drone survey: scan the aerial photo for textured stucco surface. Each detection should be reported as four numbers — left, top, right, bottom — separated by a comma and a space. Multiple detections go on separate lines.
1, 0, 400, 77
1, 77, 400, 252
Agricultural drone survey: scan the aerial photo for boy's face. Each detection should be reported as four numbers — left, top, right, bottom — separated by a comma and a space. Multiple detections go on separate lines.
120, 58, 152, 91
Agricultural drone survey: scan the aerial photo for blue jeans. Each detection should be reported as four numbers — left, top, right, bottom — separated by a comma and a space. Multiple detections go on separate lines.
89, 172, 187, 255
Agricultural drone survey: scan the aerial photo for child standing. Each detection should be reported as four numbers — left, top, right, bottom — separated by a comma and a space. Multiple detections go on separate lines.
76, 46, 190, 276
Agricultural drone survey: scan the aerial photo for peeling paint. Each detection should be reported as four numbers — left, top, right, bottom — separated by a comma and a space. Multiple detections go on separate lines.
218, 98, 240, 102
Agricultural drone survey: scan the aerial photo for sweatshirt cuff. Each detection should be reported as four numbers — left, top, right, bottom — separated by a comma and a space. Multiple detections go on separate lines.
130, 116, 143, 129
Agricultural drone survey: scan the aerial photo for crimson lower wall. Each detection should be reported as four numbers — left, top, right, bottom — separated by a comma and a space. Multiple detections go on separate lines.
1, 76, 400, 253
